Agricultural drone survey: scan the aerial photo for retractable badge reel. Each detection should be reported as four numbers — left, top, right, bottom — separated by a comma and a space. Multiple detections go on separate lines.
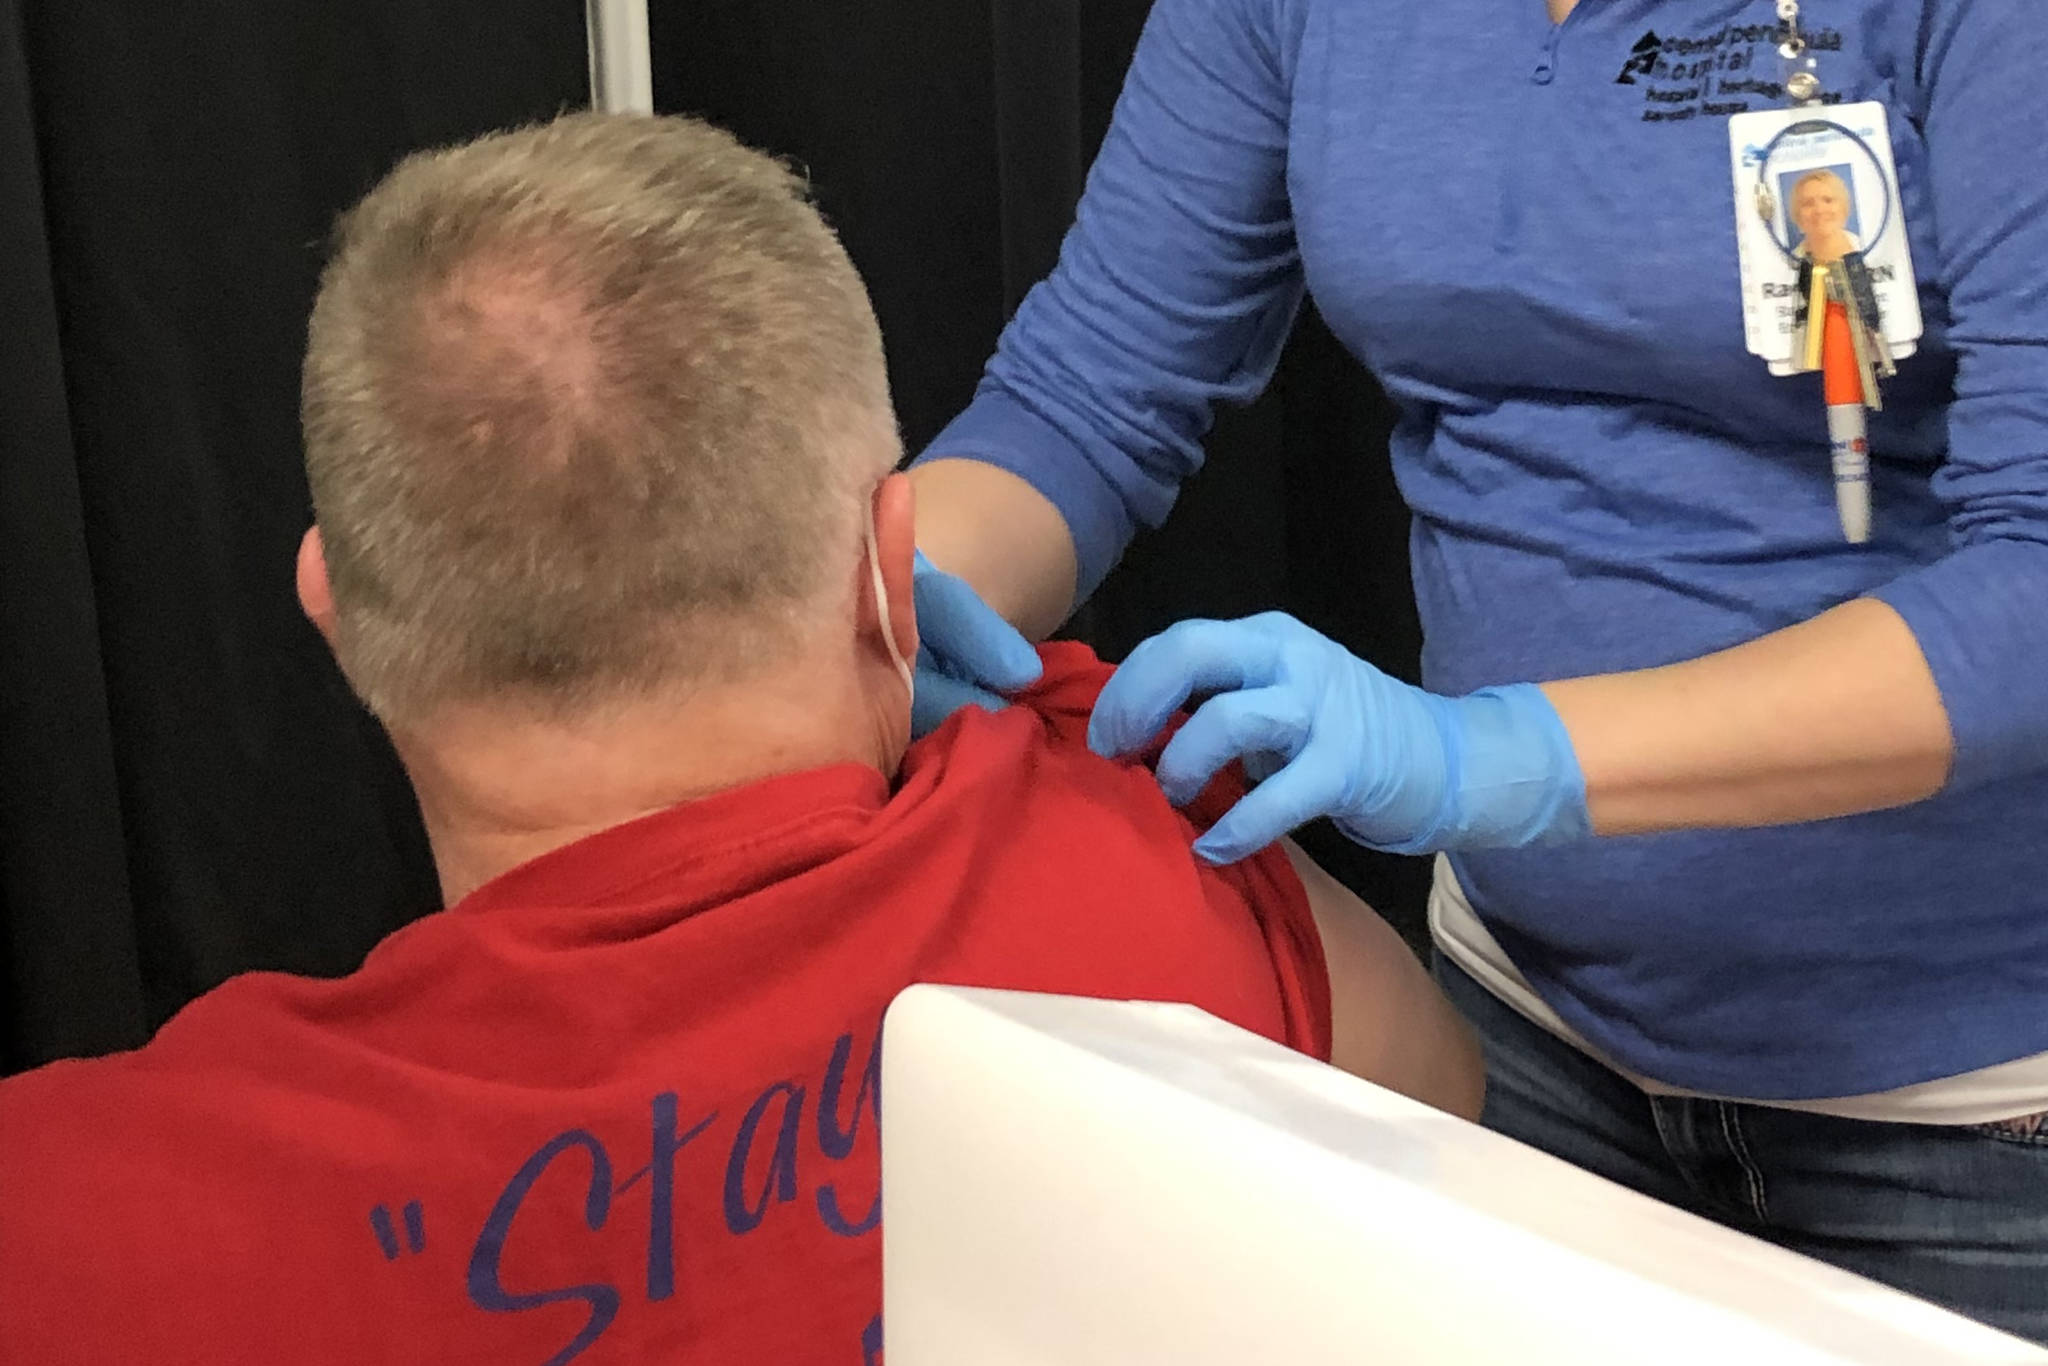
1726, 0, 1921, 543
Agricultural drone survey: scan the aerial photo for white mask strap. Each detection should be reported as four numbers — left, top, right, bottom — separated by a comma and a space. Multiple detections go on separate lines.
865, 504, 915, 694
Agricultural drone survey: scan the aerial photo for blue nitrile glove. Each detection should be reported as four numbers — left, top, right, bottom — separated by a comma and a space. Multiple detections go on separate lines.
910, 550, 1044, 738
1087, 612, 1591, 864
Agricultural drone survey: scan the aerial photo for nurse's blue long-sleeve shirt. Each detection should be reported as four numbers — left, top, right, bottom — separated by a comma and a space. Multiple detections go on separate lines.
921, 0, 2048, 1098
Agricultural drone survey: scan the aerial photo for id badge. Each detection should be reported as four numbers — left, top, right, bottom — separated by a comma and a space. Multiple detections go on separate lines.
1728, 102, 1921, 374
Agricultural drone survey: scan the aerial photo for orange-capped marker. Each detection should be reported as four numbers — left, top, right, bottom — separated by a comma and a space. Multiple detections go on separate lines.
1821, 296, 1871, 542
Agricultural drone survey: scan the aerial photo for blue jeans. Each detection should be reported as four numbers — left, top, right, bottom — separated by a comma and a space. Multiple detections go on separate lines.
1435, 955, 2048, 1347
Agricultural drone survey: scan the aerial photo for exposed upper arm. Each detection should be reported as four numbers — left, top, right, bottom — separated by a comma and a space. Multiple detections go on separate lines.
1280, 840, 1484, 1121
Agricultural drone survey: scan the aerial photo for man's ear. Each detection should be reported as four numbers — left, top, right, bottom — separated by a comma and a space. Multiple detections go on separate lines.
871, 472, 918, 665
296, 526, 338, 646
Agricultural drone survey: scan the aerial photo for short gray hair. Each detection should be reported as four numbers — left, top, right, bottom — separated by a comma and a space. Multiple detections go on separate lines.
302, 112, 899, 724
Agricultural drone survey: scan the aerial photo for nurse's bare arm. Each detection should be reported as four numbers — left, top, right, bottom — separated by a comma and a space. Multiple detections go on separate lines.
1543, 598, 1952, 835
1280, 840, 1484, 1122
909, 459, 1077, 643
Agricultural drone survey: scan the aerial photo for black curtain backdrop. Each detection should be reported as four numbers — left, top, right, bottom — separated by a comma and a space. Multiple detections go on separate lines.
1, 0, 1423, 1074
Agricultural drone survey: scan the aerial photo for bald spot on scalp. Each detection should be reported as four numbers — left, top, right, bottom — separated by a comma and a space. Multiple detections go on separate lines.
408, 250, 615, 477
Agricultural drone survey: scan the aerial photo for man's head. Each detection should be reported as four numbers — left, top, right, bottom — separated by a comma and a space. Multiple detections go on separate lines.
300, 112, 909, 730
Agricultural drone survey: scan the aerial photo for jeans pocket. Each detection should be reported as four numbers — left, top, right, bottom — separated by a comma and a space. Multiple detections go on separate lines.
1963, 1110, 2048, 1145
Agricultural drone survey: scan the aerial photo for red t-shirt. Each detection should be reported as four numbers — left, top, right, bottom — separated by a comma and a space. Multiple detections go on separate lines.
0, 643, 1327, 1365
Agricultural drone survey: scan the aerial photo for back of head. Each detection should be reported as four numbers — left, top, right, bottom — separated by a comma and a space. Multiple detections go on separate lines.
303, 113, 900, 726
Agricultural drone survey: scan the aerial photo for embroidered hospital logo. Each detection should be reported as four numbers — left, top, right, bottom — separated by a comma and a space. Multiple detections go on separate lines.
1614, 22, 1838, 123
1615, 32, 1662, 84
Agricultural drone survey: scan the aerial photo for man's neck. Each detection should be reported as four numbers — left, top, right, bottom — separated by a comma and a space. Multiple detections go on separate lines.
397, 661, 905, 905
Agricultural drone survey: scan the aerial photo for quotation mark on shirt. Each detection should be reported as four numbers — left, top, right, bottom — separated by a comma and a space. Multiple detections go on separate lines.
370, 1200, 427, 1260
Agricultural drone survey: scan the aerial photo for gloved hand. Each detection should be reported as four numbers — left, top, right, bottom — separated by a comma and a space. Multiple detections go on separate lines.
1087, 612, 1591, 864
910, 550, 1044, 737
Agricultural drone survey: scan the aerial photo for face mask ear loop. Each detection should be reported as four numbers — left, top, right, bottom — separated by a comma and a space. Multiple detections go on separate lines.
865, 505, 915, 694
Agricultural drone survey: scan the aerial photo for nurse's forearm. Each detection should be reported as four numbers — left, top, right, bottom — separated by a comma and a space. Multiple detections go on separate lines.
908, 458, 1080, 641
1542, 597, 1954, 836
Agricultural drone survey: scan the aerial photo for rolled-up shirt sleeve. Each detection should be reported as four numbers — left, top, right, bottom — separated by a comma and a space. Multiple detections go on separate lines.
918, 0, 1305, 601
1870, 0, 2048, 791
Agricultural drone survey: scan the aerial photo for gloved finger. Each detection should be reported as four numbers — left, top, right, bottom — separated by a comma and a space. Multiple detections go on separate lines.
913, 561, 1044, 692
1087, 619, 1283, 758
1242, 750, 1286, 784
1190, 754, 1349, 865
911, 660, 1009, 738
1154, 688, 1310, 808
